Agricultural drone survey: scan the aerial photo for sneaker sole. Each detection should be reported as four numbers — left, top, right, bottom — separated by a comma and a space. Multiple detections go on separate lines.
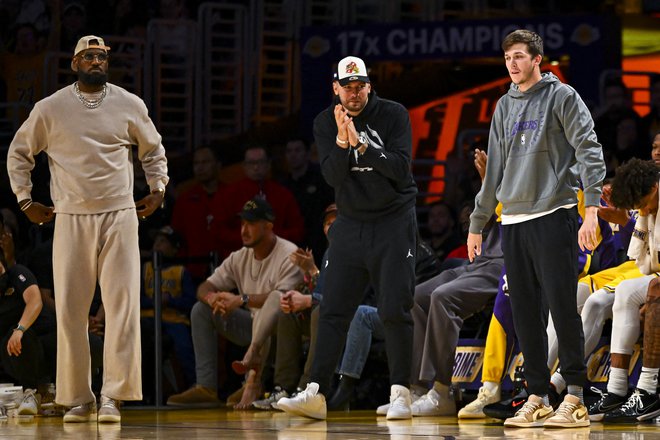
63, 414, 97, 423
544, 419, 590, 428
457, 411, 487, 419
503, 420, 546, 428
98, 414, 121, 423
638, 407, 660, 422
386, 411, 412, 420
589, 413, 605, 422
376, 405, 389, 416
277, 401, 326, 420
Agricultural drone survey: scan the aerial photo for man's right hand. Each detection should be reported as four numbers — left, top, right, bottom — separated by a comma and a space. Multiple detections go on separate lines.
467, 232, 483, 262
23, 201, 55, 225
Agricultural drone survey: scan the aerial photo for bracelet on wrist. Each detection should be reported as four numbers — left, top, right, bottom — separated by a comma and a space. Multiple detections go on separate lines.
20, 200, 33, 211
336, 136, 348, 145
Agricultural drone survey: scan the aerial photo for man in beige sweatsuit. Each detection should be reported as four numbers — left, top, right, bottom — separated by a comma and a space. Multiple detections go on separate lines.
6, 35, 169, 423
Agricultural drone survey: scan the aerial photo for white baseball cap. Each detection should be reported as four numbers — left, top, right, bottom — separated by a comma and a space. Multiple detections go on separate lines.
73, 35, 111, 57
334, 56, 370, 86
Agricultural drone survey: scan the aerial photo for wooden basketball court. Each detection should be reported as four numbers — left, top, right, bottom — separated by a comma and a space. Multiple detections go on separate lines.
1, 407, 659, 439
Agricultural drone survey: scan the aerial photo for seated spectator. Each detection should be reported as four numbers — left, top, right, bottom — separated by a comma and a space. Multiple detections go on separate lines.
171, 146, 224, 281
0, 233, 45, 416
280, 138, 334, 267
585, 157, 660, 422
212, 145, 305, 259
252, 204, 337, 410
423, 201, 463, 263
140, 226, 196, 400
166, 198, 302, 409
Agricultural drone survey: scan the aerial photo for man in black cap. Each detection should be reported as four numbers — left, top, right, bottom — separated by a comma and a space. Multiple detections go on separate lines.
278, 55, 418, 420
166, 198, 302, 409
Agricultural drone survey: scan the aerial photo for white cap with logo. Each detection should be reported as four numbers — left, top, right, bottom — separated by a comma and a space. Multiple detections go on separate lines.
334, 56, 370, 86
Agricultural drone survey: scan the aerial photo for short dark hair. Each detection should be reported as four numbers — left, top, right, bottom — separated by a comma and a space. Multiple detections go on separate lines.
610, 158, 659, 210
502, 29, 544, 59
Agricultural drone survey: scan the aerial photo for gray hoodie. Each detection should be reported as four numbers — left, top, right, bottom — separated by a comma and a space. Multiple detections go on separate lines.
470, 73, 605, 233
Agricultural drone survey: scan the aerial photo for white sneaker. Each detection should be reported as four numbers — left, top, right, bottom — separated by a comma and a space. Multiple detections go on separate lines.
411, 388, 456, 417
17, 389, 41, 415
457, 385, 501, 419
377, 388, 423, 415
386, 385, 412, 420
276, 382, 327, 420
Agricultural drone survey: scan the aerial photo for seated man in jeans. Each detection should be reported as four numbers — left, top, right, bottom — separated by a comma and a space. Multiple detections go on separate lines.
166, 198, 302, 409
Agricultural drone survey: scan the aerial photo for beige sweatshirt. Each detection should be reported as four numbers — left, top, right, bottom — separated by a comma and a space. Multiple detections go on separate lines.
7, 83, 169, 214
206, 236, 302, 306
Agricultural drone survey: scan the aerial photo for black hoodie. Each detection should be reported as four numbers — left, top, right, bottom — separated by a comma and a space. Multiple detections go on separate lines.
313, 91, 418, 222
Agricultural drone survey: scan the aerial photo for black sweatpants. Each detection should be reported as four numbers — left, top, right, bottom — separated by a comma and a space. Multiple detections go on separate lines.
502, 207, 586, 395
310, 208, 417, 395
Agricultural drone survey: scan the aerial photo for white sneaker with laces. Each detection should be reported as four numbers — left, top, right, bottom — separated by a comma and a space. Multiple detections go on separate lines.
386, 385, 413, 420
17, 389, 41, 415
276, 382, 327, 420
377, 388, 423, 415
411, 388, 456, 417
458, 385, 501, 419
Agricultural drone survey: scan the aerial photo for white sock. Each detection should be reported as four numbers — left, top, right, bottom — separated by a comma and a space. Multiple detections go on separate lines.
482, 381, 500, 394
637, 367, 659, 395
607, 367, 629, 397
551, 372, 567, 394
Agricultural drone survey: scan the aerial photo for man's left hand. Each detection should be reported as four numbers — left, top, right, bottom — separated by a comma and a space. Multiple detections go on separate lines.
135, 191, 164, 219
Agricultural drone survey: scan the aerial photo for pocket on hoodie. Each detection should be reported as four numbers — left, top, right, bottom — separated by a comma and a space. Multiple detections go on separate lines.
499, 150, 559, 204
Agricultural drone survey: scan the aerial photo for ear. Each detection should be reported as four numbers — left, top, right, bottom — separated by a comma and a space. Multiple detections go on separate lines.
332, 81, 339, 95
71, 57, 78, 72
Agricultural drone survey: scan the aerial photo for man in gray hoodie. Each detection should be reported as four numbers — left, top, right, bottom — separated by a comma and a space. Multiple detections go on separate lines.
467, 29, 605, 428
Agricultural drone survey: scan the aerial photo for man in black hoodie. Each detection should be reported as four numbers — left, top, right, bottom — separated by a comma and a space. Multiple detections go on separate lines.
278, 56, 418, 420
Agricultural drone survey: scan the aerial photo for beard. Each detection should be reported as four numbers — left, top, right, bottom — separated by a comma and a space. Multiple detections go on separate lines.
78, 70, 107, 86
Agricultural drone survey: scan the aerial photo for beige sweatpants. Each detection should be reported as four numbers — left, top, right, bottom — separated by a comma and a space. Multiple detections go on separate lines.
53, 209, 142, 406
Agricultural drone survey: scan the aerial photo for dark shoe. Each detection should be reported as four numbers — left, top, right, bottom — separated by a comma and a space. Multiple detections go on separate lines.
587, 388, 627, 422
483, 388, 529, 420
603, 388, 660, 423
327, 376, 358, 411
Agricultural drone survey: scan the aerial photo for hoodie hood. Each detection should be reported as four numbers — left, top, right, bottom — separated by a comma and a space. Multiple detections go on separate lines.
507, 72, 560, 99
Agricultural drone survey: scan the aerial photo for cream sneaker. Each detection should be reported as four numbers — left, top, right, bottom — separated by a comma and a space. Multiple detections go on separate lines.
458, 385, 501, 419
544, 394, 590, 428
277, 382, 327, 420
503, 394, 554, 428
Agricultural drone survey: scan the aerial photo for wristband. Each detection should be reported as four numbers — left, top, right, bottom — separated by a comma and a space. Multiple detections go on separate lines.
20, 200, 33, 211
336, 136, 348, 145
14, 324, 26, 332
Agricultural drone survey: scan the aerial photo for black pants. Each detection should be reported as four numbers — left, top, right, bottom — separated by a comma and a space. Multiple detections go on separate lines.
502, 207, 586, 395
310, 208, 417, 395
1, 328, 44, 389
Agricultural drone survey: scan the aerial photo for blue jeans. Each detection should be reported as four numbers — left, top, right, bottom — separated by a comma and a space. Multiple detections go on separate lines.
337, 305, 386, 379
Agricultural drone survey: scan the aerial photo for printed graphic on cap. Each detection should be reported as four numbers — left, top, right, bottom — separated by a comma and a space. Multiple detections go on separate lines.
345, 61, 360, 75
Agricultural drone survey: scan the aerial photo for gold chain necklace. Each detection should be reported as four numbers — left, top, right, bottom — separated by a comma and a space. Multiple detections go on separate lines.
74, 82, 106, 109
